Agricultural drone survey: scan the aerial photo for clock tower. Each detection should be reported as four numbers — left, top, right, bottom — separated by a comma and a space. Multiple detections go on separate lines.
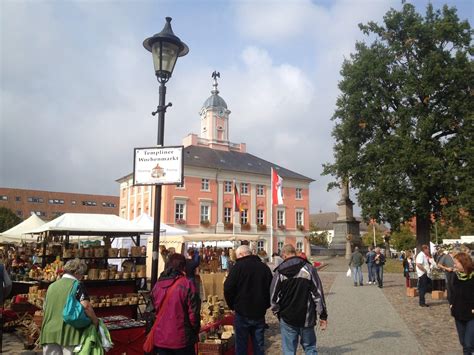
199, 71, 231, 143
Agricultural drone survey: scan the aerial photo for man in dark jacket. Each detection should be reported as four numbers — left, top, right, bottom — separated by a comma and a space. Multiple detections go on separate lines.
224, 245, 272, 355
349, 247, 364, 286
270, 244, 328, 354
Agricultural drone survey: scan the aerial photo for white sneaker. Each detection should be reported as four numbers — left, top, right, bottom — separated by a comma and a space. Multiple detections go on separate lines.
367, 281, 372, 284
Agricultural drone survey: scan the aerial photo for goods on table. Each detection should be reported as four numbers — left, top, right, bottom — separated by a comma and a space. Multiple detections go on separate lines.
89, 293, 144, 308
27, 286, 46, 309
200, 295, 226, 325
198, 324, 235, 355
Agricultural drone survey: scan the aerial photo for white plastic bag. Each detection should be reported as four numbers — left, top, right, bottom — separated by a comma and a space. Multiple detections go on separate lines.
346, 268, 351, 277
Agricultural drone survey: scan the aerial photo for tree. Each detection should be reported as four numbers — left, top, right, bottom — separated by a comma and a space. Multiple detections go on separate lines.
309, 231, 329, 248
0, 207, 22, 232
361, 225, 385, 247
323, 3, 473, 251
391, 224, 416, 251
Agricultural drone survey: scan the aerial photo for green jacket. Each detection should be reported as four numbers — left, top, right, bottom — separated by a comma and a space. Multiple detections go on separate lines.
74, 320, 112, 355
40, 277, 83, 346
349, 251, 364, 267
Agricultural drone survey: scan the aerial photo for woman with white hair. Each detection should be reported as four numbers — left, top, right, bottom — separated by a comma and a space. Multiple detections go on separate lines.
40, 258, 98, 355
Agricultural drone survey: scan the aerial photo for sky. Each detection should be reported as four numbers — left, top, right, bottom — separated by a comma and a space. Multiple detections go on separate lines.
1, 0, 472, 216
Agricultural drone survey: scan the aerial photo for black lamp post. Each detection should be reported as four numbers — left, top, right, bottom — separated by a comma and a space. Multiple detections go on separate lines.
143, 17, 188, 288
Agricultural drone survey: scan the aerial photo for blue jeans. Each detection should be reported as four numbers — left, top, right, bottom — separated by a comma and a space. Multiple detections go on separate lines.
234, 312, 265, 355
352, 266, 363, 285
367, 263, 375, 282
375, 265, 384, 287
455, 319, 474, 354
280, 319, 318, 355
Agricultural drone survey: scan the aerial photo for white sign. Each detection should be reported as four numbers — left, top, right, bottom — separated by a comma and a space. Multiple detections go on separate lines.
133, 146, 184, 185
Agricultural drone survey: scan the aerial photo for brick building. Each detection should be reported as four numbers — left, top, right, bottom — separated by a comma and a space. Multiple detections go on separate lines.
117, 74, 313, 254
0, 187, 119, 221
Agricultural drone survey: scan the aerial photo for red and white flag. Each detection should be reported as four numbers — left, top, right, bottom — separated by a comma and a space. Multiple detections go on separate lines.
272, 168, 284, 205
234, 182, 242, 212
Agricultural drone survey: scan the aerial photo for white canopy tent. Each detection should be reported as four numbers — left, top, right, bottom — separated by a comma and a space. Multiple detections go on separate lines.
0, 214, 45, 243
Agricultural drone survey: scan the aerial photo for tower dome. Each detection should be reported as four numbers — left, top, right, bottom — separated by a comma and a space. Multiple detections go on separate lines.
202, 71, 227, 109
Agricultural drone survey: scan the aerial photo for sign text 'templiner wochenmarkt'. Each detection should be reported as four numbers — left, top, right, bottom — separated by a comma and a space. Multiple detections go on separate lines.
133, 146, 184, 185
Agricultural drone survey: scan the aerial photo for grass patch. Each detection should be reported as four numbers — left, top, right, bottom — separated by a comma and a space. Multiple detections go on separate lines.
384, 258, 404, 274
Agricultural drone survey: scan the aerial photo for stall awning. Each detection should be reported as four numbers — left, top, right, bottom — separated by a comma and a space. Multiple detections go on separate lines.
0, 214, 46, 243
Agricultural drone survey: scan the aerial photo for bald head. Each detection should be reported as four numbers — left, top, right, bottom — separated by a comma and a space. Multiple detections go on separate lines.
236, 245, 251, 259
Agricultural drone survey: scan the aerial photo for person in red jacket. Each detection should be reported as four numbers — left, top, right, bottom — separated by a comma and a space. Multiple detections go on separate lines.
152, 253, 200, 354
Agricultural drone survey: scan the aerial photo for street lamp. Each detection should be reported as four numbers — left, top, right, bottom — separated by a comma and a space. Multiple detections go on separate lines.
143, 17, 188, 288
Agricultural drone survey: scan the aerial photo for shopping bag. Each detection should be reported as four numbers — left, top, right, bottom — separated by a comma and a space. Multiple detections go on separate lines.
346, 268, 351, 277
62, 280, 91, 329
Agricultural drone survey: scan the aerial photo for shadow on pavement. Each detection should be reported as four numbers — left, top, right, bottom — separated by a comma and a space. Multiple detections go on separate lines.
318, 330, 402, 354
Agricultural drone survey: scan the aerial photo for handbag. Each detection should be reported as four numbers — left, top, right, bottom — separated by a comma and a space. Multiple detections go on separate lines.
143, 278, 182, 353
62, 280, 91, 329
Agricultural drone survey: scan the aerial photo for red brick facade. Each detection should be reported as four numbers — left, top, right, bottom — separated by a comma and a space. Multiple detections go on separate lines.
0, 187, 119, 221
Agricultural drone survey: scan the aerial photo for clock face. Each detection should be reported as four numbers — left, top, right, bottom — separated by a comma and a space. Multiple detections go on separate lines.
218, 108, 225, 116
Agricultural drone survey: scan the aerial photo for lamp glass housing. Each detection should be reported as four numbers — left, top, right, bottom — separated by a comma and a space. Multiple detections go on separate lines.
152, 41, 179, 79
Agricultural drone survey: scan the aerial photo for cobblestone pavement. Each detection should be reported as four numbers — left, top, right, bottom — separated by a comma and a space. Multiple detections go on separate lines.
381, 273, 461, 355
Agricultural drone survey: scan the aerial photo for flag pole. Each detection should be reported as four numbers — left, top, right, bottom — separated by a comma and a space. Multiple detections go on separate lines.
270, 168, 274, 261
233, 179, 236, 237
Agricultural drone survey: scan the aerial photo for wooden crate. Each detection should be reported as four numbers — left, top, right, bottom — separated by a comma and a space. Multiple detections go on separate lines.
406, 287, 418, 297
431, 290, 444, 300
198, 336, 234, 355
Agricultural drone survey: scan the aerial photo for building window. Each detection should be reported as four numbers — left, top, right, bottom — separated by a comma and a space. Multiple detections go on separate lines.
175, 202, 185, 222
0, 195, 7, 201
15, 196, 21, 202
82, 200, 97, 206
28, 197, 43, 203
200, 204, 210, 222
71, 200, 77, 205
102, 202, 116, 208
49, 199, 65, 205
296, 188, 302, 200
240, 209, 248, 225
257, 240, 265, 252
224, 181, 232, 193
32, 211, 46, 217
277, 210, 285, 227
16, 210, 23, 217
201, 178, 210, 191
257, 209, 264, 225
296, 211, 304, 227
241, 183, 248, 194
177, 178, 185, 189
296, 241, 303, 252
277, 241, 284, 253
224, 207, 232, 223
257, 185, 264, 196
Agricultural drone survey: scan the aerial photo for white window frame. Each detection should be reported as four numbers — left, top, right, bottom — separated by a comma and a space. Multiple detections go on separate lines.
257, 209, 265, 225
277, 241, 284, 252
257, 185, 265, 196
241, 183, 249, 195
175, 202, 186, 221
201, 178, 210, 191
277, 209, 285, 227
240, 209, 248, 225
296, 188, 303, 200
224, 181, 232, 193
296, 210, 304, 227
257, 240, 265, 252
176, 177, 186, 190
224, 207, 232, 223
200, 203, 210, 222
296, 241, 303, 252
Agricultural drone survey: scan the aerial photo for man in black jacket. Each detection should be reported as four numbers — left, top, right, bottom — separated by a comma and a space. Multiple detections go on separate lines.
224, 245, 272, 355
270, 244, 328, 354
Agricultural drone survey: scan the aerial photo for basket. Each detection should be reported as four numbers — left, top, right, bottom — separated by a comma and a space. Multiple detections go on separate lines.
198, 337, 234, 355
108, 248, 119, 257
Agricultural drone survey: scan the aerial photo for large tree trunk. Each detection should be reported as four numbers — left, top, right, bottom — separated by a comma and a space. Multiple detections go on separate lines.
416, 214, 431, 253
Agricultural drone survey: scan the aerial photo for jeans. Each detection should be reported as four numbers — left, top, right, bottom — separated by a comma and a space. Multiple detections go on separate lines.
367, 263, 375, 282
234, 312, 265, 355
351, 266, 363, 285
418, 274, 429, 305
455, 319, 474, 355
375, 265, 384, 287
280, 319, 318, 355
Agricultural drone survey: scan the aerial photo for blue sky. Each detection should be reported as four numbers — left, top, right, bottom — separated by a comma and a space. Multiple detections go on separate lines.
1, 0, 472, 216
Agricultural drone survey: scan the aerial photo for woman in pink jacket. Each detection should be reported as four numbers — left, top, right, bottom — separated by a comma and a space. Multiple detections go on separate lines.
152, 253, 200, 355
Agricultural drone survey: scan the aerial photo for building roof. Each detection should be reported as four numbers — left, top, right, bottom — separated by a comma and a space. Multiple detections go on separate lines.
203, 93, 227, 109
310, 212, 387, 233
184, 145, 313, 181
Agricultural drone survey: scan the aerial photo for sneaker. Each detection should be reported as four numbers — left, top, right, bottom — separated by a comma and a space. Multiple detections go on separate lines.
367, 281, 372, 285
359, 283, 363, 286
354, 283, 358, 287
419, 304, 429, 307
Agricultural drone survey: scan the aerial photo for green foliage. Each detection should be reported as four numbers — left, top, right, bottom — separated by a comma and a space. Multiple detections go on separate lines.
361, 229, 385, 248
391, 224, 416, 251
432, 214, 474, 240
323, 3, 474, 249
0, 207, 22, 232
309, 231, 329, 248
